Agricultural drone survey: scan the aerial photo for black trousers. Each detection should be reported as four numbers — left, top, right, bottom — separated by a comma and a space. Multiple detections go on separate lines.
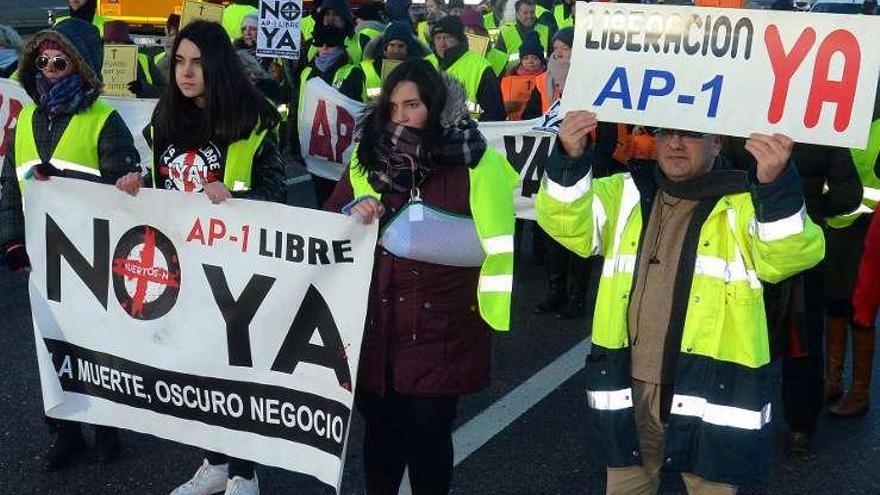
545, 233, 593, 294
782, 265, 825, 434
357, 390, 459, 495
205, 451, 255, 480
46, 417, 116, 440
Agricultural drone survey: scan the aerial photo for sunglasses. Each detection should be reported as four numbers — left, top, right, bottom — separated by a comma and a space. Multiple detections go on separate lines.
653, 128, 708, 140
36, 54, 70, 72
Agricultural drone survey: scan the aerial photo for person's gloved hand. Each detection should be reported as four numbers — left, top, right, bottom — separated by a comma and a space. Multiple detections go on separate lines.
127, 80, 143, 96
4, 242, 30, 272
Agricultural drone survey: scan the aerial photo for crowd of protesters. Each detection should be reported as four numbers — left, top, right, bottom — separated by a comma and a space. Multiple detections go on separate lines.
0, 0, 879, 494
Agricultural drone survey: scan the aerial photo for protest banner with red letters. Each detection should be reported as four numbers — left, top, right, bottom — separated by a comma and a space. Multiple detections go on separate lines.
0, 79, 28, 166
561, 3, 880, 148
2, 77, 556, 219
26, 178, 377, 491
297, 77, 560, 219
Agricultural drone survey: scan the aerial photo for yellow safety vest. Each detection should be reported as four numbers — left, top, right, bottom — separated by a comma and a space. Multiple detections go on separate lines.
828, 118, 880, 229
221, 4, 259, 41
499, 23, 549, 66
14, 100, 114, 188
444, 51, 493, 119
148, 126, 268, 193
349, 144, 518, 330
554, 4, 573, 29
361, 59, 382, 100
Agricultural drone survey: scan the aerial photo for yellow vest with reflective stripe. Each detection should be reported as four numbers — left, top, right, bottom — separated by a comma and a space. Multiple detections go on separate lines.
223, 129, 267, 192
499, 23, 549, 65
482, 12, 502, 40
148, 127, 267, 193
298, 64, 360, 114
14, 100, 114, 188
418, 21, 431, 44
361, 59, 382, 100
486, 47, 507, 77
307, 35, 362, 64
828, 118, 880, 229
137, 52, 153, 85
349, 145, 518, 330
444, 51, 492, 118
554, 4, 573, 29
302, 15, 316, 42
536, 168, 824, 481
537, 171, 823, 364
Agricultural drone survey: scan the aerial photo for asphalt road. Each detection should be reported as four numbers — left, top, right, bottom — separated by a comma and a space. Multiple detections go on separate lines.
2, 176, 880, 494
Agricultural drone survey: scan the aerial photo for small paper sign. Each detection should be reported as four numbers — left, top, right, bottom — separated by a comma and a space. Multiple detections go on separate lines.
101, 44, 138, 98
381, 59, 403, 82
180, 0, 225, 29
466, 33, 490, 57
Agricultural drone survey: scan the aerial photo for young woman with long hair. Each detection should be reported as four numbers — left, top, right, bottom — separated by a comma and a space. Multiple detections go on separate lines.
114, 20, 286, 495
324, 60, 517, 495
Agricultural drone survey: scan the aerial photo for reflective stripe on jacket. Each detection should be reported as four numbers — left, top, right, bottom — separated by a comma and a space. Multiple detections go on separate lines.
828, 118, 880, 229
14, 100, 114, 187
349, 145, 518, 330
536, 158, 825, 485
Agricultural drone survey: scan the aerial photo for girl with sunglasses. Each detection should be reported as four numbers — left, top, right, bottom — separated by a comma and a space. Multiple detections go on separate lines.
114, 20, 285, 495
0, 18, 141, 471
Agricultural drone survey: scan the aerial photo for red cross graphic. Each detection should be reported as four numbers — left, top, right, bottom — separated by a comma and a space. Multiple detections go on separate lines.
112, 227, 180, 317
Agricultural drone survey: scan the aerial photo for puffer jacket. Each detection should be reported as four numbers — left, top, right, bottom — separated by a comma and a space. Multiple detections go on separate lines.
0, 18, 140, 249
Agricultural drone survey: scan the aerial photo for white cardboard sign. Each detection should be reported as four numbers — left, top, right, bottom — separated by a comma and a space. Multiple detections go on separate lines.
561, 3, 880, 148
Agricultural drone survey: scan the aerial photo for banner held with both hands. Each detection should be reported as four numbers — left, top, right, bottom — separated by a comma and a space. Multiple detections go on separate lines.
25, 178, 377, 491
561, 3, 880, 149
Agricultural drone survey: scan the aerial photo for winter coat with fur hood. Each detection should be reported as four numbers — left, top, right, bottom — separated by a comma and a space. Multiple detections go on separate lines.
0, 18, 140, 251
323, 75, 493, 397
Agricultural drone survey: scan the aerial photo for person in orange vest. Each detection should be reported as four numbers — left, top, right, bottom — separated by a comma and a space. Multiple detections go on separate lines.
500, 31, 544, 120
521, 26, 570, 119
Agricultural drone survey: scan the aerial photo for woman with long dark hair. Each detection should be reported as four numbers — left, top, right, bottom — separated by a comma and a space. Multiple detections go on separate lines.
114, 20, 285, 495
324, 60, 517, 495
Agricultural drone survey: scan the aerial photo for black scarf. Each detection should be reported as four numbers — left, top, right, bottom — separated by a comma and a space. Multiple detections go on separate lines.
654, 156, 748, 200
366, 119, 487, 194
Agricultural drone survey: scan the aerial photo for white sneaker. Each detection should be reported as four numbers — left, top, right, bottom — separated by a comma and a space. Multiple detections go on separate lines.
170, 459, 230, 495
225, 474, 259, 495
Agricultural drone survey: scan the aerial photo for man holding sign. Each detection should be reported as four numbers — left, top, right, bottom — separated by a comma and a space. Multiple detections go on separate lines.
537, 111, 825, 491
535, 5, 855, 491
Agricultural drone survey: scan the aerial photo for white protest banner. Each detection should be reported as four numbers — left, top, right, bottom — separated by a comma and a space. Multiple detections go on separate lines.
561, 3, 880, 148
258, 0, 303, 59
298, 78, 362, 181
480, 116, 557, 220
0, 78, 156, 173
101, 95, 157, 165
26, 178, 377, 491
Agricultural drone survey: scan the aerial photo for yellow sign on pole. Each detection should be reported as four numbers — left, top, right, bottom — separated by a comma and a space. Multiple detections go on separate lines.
466, 34, 490, 57
102, 44, 139, 98
180, 0, 225, 28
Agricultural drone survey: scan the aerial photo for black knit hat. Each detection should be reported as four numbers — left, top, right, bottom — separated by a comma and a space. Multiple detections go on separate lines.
431, 15, 466, 43
313, 24, 347, 48
552, 26, 574, 50
519, 31, 544, 62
